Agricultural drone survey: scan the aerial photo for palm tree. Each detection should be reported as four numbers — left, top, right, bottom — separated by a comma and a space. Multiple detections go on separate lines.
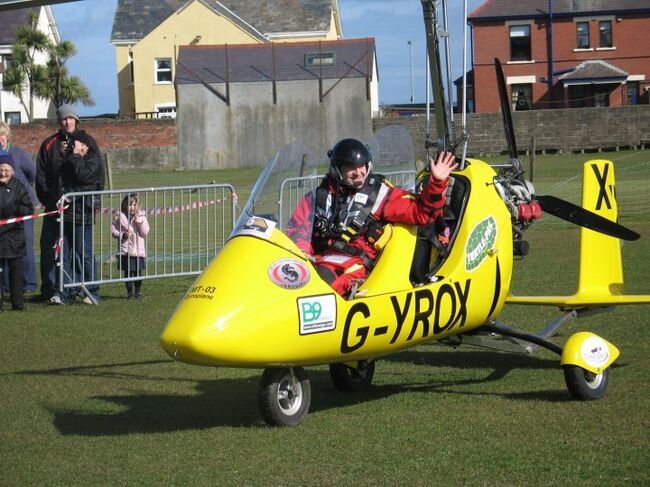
2, 11, 93, 122
45, 40, 94, 108
2, 12, 50, 121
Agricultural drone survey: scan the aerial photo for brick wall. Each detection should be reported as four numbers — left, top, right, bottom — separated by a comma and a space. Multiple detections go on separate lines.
10, 118, 178, 169
374, 105, 650, 160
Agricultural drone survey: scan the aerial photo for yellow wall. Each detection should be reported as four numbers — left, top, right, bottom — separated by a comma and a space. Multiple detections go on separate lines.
115, 0, 340, 116
130, 1, 262, 115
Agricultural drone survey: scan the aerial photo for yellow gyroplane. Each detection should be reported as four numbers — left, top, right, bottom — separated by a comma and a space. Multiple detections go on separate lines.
160, 1, 650, 426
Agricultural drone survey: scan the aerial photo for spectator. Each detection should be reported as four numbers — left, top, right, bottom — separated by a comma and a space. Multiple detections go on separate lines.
111, 193, 150, 299
0, 121, 38, 294
35, 104, 105, 305
0, 151, 33, 311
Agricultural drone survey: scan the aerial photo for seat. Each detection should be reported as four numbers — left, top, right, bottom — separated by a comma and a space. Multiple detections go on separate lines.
409, 176, 467, 285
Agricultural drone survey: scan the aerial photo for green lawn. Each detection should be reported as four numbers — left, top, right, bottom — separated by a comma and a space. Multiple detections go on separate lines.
2, 150, 649, 485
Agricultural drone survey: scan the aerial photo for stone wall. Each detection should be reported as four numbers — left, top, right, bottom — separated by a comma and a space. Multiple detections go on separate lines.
9, 106, 648, 171
374, 105, 650, 160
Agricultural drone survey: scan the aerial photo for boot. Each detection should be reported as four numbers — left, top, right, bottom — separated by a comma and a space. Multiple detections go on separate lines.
125, 282, 134, 299
134, 281, 143, 299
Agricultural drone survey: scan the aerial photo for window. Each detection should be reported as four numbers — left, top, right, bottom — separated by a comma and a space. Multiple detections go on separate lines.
2, 54, 13, 71
599, 20, 612, 48
569, 86, 586, 108
4, 112, 21, 125
509, 25, 531, 61
155, 58, 172, 84
128, 50, 134, 84
305, 52, 335, 67
593, 86, 610, 107
576, 22, 590, 48
511, 84, 532, 111
627, 81, 639, 105
155, 104, 176, 119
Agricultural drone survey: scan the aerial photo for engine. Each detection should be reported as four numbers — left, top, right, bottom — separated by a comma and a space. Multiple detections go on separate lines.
493, 158, 543, 256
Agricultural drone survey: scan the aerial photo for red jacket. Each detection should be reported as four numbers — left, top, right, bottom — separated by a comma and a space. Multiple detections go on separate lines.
287, 173, 448, 264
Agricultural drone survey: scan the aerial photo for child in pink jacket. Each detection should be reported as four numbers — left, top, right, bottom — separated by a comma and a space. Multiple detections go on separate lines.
111, 193, 149, 299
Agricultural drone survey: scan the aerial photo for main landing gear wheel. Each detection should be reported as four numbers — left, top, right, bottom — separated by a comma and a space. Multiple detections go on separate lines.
258, 367, 311, 427
329, 360, 375, 392
563, 365, 610, 400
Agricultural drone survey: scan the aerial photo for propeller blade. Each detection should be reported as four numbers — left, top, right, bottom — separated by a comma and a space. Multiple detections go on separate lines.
494, 58, 518, 159
536, 195, 640, 241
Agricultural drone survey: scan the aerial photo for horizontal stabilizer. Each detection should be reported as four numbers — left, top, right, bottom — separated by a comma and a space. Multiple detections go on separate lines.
508, 160, 648, 308
506, 294, 650, 307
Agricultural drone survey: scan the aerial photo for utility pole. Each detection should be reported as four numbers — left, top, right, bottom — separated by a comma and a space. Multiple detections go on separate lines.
408, 40, 414, 103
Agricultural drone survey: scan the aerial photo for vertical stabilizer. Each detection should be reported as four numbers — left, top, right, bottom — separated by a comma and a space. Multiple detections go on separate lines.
576, 160, 624, 298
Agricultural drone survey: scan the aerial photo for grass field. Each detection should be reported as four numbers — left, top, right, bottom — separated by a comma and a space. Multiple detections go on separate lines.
2, 150, 649, 485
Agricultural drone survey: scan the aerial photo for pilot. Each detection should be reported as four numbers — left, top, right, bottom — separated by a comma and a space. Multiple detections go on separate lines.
286, 138, 457, 297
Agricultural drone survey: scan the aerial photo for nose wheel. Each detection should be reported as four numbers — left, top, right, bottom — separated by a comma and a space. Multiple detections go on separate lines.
563, 365, 610, 400
258, 367, 311, 426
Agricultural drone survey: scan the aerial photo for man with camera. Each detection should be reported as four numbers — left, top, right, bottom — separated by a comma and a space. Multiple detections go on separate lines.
35, 104, 104, 304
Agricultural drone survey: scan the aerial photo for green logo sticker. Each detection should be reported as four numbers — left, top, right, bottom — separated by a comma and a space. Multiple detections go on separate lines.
465, 216, 497, 272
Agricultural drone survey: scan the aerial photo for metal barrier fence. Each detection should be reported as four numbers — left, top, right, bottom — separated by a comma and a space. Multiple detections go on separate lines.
55, 171, 413, 301
277, 170, 416, 229
56, 184, 237, 299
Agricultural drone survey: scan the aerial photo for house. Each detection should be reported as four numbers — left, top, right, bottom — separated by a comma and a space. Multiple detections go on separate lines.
175, 38, 377, 169
466, 0, 650, 113
0, 6, 60, 124
110, 0, 343, 118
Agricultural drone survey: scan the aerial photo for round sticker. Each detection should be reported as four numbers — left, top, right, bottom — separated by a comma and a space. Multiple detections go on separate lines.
580, 336, 609, 368
268, 259, 310, 289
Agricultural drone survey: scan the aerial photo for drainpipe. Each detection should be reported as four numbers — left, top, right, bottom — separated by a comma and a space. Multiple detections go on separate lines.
547, 0, 554, 106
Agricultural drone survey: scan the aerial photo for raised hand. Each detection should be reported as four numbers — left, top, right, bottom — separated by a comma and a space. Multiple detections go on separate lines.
429, 151, 459, 181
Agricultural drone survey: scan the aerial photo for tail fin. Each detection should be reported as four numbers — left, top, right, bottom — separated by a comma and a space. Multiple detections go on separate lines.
576, 159, 624, 299
507, 159, 650, 307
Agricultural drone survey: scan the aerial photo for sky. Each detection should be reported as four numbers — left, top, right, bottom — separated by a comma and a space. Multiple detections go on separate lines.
51, 0, 484, 116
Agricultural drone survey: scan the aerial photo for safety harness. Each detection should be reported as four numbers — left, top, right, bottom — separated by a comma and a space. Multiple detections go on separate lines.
313, 174, 388, 268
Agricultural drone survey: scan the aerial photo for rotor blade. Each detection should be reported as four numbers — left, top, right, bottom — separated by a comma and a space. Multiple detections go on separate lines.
536, 195, 640, 241
494, 58, 518, 159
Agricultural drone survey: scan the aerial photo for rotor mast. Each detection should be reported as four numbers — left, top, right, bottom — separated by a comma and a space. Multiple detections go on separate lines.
421, 0, 456, 154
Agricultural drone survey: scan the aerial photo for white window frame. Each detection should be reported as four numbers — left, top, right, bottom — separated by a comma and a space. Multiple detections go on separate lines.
128, 48, 134, 85
508, 23, 532, 62
154, 103, 176, 119
4, 111, 21, 125
154, 58, 173, 85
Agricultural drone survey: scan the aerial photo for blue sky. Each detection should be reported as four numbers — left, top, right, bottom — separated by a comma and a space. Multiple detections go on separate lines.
51, 0, 484, 116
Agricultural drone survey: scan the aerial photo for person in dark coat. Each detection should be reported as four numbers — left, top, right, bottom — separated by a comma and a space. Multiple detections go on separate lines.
36, 104, 105, 304
0, 121, 37, 293
0, 151, 33, 311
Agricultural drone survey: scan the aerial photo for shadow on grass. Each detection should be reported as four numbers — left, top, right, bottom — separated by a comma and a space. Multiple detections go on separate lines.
15, 347, 594, 435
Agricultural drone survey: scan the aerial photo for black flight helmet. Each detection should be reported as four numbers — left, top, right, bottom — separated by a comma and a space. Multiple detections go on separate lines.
327, 138, 373, 183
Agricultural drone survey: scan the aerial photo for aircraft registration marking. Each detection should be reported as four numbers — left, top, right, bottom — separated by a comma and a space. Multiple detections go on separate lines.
341, 279, 471, 354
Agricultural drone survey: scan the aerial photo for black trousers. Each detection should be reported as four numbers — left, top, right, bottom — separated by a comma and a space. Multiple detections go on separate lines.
0, 257, 24, 309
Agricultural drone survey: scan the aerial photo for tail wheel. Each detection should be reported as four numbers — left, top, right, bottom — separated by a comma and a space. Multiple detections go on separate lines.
258, 367, 311, 427
329, 360, 375, 392
563, 365, 610, 400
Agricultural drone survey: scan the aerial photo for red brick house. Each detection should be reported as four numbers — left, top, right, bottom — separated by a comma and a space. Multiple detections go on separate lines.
465, 0, 650, 113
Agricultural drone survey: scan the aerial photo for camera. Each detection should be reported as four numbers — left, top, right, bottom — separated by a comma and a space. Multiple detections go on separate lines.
62, 133, 75, 155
